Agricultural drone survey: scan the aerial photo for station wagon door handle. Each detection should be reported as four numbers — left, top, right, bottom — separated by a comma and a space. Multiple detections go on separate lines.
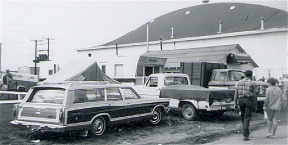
127, 102, 131, 106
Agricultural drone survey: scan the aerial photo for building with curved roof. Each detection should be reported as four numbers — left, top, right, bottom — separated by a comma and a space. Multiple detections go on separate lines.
77, 2, 288, 82
104, 2, 287, 45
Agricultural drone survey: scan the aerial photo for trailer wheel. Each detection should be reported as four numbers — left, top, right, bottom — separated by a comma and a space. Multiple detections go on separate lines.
89, 116, 106, 137
182, 103, 197, 121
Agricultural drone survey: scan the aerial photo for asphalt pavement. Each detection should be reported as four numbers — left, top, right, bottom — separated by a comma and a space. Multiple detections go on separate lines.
206, 108, 288, 145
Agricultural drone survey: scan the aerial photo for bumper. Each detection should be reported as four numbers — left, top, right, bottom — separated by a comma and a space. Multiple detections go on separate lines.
257, 97, 265, 102
198, 101, 234, 111
10, 120, 89, 133
209, 104, 234, 111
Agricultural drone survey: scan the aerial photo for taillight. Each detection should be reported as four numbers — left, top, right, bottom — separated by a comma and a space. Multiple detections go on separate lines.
59, 108, 64, 122
12, 104, 18, 118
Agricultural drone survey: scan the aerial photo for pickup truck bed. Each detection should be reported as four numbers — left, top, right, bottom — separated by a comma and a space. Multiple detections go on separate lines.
160, 85, 235, 106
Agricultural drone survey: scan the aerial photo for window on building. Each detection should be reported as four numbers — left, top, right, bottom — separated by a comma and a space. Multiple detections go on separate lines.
48, 69, 53, 75
115, 64, 123, 78
101, 65, 106, 74
144, 66, 160, 76
154, 67, 160, 73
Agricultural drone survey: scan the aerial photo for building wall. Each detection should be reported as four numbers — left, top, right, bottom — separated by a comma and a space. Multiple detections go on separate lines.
77, 28, 287, 80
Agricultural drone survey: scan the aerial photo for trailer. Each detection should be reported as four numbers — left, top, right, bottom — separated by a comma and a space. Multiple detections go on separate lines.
0, 72, 38, 92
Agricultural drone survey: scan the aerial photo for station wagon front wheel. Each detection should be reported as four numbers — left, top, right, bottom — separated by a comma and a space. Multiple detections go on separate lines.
149, 108, 163, 125
89, 117, 106, 136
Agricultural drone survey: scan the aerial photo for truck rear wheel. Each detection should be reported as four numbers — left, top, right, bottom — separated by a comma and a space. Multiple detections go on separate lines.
182, 103, 197, 121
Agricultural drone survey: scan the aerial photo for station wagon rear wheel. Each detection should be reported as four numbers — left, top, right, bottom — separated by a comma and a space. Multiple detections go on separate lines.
182, 103, 197, 121
149, 108, 163, 125
89, 117, 106, 136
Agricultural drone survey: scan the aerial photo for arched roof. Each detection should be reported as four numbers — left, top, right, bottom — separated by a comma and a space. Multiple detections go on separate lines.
104, 3, 288, 46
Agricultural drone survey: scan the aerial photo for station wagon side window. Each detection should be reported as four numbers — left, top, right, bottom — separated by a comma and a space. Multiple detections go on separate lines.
146, 77, 158, 87
73, 90, 88, 103
106, 88, 122, 101
86, 89, 105, 102
120, 88, 140, 99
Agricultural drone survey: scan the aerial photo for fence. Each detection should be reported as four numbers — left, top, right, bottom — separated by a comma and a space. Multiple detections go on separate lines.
0, 91, 27, 104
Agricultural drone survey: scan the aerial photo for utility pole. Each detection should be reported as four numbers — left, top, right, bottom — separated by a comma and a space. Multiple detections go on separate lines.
31, 39, 44, 75
43, 38, 54, 60
31, 40, 39, 75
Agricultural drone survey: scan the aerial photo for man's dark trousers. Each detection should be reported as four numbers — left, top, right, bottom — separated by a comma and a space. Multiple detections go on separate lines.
239, 97, 253, 138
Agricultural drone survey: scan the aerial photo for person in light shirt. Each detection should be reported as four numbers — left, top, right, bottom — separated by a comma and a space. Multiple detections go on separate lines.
263, 77, 284, 139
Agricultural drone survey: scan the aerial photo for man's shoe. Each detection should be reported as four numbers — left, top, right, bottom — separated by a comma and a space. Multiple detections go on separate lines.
243, 137, 250, 141
271, 135, 277, 139
266, 134, 271, 138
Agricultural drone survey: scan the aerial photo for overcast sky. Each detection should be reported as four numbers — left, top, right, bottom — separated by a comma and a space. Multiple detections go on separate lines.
1, 0, 287, 71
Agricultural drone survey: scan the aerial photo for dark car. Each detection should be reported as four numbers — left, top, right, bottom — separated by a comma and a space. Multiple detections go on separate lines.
11, 82, 169, 137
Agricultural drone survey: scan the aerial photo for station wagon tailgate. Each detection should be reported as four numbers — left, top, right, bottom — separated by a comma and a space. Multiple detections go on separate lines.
12, 103, 63, 126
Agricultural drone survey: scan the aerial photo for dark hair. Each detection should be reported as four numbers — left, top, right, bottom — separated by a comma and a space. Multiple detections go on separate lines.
267, 77, 277, 86
244, 70, 252, 77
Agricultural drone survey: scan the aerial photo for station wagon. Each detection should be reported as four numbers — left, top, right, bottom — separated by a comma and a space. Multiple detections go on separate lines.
10, 82, 169, 136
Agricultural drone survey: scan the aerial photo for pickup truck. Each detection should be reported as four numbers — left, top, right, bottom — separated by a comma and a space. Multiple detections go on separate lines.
208, 69, 268, 109
180, 62, 268, 110
133, 73, 235, 120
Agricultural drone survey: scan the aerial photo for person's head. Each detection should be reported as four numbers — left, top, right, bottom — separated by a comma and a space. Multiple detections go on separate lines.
267, 77, 277, 86
6, 69, 9, 73
244, 70, 253, 79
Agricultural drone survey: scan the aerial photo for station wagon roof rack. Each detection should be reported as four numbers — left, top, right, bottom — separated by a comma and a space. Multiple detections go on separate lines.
40, 81, 110, 87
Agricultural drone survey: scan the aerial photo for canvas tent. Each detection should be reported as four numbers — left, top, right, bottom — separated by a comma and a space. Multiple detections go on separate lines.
44, 59, 119, 83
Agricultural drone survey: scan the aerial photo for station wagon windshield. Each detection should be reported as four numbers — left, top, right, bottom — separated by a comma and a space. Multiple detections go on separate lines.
29, 88, 65, 104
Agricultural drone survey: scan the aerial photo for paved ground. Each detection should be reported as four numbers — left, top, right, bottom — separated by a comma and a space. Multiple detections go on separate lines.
206, 108, 288, 145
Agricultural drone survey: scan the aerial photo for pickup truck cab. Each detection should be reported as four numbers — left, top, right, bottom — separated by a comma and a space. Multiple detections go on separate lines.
133, 73, 190, 98
133, 73, 235, 120
208, 69, 244, 90
208, 69, 268, 109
